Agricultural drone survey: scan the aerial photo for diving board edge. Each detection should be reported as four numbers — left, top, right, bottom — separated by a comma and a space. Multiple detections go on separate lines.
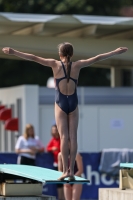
120, 163, 133, 169
46, 180, 90, 184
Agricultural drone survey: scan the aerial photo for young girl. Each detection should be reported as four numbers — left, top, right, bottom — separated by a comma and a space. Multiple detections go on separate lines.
2, 43, 128, 180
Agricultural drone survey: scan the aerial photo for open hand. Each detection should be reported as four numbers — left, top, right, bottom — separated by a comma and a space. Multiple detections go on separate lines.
2, 47, 14, 55
115, 47, 128, 54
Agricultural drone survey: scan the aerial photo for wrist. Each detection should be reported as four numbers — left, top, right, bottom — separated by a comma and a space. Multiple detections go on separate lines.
10, 48, 15, 55
113, 49, 119, 55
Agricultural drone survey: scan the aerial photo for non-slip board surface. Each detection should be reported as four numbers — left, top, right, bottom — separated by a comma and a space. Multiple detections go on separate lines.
120, 163, 133, 168
0, 164, 90, 184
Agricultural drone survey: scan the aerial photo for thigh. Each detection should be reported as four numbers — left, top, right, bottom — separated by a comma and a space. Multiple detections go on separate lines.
68, 107, 79, 139
55, 103, 69, 138
72, 184, 82, 200
64, 184, 72, 200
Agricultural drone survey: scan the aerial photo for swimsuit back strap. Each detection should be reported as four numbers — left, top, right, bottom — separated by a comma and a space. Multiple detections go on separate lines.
61, 61, 67, 77
61, 61, 72, 79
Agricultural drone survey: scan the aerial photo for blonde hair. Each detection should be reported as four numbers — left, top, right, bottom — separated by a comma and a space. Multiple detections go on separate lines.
23, 124, 35, 139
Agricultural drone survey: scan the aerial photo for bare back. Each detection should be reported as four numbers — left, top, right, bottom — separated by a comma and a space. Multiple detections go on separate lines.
52, 60, 80, 96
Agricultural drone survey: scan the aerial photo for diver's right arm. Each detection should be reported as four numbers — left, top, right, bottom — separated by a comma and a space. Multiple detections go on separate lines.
2, 47, 57, 68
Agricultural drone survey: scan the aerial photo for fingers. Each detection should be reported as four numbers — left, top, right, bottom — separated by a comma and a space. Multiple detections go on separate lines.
115, 47, 128, 54
120, 47, 128, 51
2, 47, 9, 54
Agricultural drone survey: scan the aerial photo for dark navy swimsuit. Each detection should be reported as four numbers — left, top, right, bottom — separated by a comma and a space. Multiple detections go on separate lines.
55, 61, 78, 115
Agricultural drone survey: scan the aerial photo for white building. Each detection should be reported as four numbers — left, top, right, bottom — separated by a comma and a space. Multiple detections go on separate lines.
0, 85, 133, 153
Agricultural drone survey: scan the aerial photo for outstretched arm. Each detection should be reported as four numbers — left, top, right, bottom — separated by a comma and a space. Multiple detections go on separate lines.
2, 47, 56, 68
76, 47, 128, 69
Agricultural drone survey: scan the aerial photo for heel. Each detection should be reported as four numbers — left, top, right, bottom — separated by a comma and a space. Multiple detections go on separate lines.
68, 176, 75, 181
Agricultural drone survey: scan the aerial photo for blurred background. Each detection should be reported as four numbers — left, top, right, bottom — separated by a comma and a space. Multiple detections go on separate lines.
0, 0, 133, 88
0, 0, 133, 200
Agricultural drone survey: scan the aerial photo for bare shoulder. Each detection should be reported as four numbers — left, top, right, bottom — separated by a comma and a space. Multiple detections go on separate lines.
47, 59, 60, 68
52, 60, 62, 69
72, 60, 87, 69
72, 57, 99, 69
72, 61, 80, 67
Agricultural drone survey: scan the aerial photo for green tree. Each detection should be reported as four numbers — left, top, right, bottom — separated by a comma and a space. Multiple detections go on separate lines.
0, 0, 133, 15
0, 58, 110, 88
0, 0, 132, 87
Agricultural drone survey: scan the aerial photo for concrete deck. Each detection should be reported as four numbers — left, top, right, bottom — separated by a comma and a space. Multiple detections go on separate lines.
99, 188, 133, 200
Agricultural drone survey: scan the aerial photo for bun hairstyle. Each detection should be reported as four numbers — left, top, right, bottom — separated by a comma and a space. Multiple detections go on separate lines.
58, 42, 73, 82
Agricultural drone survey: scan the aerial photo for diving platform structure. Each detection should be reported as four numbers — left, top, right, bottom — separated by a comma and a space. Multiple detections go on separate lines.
119, 163, 133, 190
99, 163, 133, 200
0, 164, 89, 197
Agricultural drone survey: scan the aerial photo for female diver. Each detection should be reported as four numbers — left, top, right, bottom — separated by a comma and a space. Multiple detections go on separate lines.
2, 43, 128, 180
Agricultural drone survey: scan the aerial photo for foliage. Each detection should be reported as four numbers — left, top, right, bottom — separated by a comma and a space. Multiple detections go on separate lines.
0, 58, 110, 87
0, 0, 133, 15
0, 0, 132, 87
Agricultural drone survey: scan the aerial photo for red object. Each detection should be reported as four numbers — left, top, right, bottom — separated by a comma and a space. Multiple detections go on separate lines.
0, 108, 12, 121
47, 137, 60, 164
5, 118, 18, 131
0, 105, 5, 110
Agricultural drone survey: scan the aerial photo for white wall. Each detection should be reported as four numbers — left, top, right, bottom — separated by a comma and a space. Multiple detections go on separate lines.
1, 85, 133, 152
39, 104, 133, 152
0, 85, 39, 151
39, 105, 55, 147
99, 105, 133, 149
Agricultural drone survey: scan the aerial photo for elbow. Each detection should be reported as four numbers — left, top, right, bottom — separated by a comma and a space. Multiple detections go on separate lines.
95, 55, 101, 62
31, 55, 36, 61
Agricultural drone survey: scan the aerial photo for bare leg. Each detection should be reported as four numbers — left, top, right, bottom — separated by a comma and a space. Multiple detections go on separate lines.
55, 103, 69, 180
64, 184, 72, 200
68, 107, 79, 177
72, 184, 82, 200
57, 187, 65, 200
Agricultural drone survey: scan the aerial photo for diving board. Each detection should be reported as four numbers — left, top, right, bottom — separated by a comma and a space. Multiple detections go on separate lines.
120, 163, 133, 169
0, 164, 90, 184
119, 163, 133, 190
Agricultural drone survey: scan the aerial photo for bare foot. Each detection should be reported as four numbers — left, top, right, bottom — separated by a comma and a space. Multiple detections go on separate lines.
58, 171, 70, 180
68, 175, 75, 181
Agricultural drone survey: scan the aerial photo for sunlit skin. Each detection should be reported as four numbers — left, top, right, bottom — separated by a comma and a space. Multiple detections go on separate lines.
2, 45, 128, 180
58, 144, 84, 200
